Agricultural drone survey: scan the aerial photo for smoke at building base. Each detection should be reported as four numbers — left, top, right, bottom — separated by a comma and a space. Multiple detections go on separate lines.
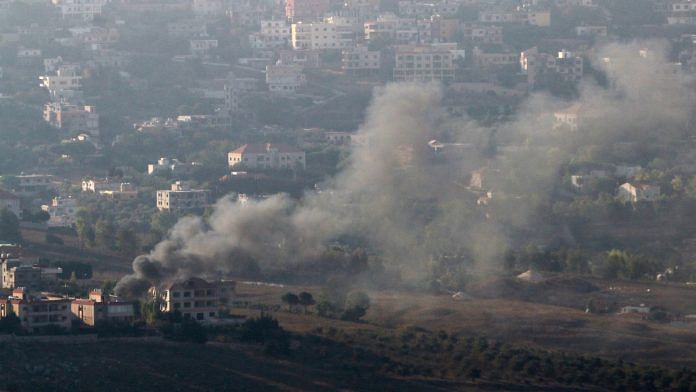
115, 41, 694, 298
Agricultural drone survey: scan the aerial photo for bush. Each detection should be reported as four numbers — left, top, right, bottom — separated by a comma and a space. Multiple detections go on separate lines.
45, 233, 64, 245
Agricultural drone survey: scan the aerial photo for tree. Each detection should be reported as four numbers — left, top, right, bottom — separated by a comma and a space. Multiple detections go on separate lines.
95, 219, 116, 250
0, 208, 21, 244
468, 367, 482, 381
117, 228, 140, 257
75, 219, 95, 249
298, 292, 315, 314
281, 292, 300, 312
345, 290, 370, 310
0, 311, 21, 334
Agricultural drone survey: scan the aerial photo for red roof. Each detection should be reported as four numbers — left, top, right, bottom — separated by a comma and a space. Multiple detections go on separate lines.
230, 143, 302, 155
0, 189, 18, 200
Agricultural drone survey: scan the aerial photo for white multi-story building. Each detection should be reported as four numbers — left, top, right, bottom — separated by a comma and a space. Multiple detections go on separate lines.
156, 182, 209, 212
291, 21, 354, 50
342, 45, 381, 74
192, 0, 225, 18
265, 64, 306, 94
228, 143, 306, 169
575, 25, 607, 37
41, 197, 78, 227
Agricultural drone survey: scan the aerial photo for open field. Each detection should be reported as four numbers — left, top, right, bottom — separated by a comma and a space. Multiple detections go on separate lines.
233, 279, 696, 370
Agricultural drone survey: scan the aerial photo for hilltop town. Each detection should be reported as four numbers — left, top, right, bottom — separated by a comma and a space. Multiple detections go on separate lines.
2, 0, 696, 390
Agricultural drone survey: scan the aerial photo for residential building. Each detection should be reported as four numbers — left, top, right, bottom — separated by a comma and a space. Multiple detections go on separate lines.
156, 182, 209, 212
39, 68, 82, 99
553, 103, 583, 130
16, 174, 54, 195
617, 182, 661, 203
51, 0, 107, 21
291, 21, 354, 50
278, 49, 322, 68
148, 157, 198, 175
249, 20, 290, 49
43, 103, 99, 136
190, 38, 219, 56
575, 25, 607, 37
521, 47, 583, 85
155, 278, 236, 321
71, 289, 134, 327
41, 197, 78, 227
393, 43, 456, 82
265, 64, 306, 94
192, 0, 225, 18
460, 23, 503, 45
168, 20, 207, 38
285, 0, 331, 22
228, 143, 306, 169
472, 46, 517, 67
365, 14, 414, 41
134, 117, 179, 133
1, 260, 42, 290
0, 190, 20, 218
342, 45, 381, 74
0, 288, 72, 333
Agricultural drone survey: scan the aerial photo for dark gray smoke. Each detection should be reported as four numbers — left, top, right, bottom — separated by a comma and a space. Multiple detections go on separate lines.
115, 41, 694, 297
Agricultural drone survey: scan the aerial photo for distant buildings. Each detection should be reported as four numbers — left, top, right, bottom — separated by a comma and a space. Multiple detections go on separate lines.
249, 20, 290, 49
553, 104, 583, 130
147, 157, 198, 175
155, 278, 236, 322
81, 179, 137, 199
156, 181, 209, 212
228, 143, 306, 169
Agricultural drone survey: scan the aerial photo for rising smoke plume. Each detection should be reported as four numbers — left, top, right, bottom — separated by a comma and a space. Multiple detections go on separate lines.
115, 41, 695, 297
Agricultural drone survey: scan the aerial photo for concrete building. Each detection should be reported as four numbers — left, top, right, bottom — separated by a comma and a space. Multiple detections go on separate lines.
342, 45, 381, 74
51, 0, 107, 21
43, 103, 99, 136
575, 25, 607, 37
0, 190, 20, 218
41, 197, 78, 227
192, 0, 225, 18
249, 20, 291, 49
71, 289, 134, 327
0, 288, 72, 333
472, 46, 517, 67
228, 143, 306, 169
1, 261, 42, 291
617, 182, 661, 203
285, 0, 331, 22
190, 38, 219, 56
291, 21, 354, 50
393, 43, 456, 82
553, 103, 583, 130
156, 278, 236, 322
156, 181, 209, 212
265, 64, 306, 94
521, 47, 583, 85
16, 174, 54, 195
39, 68, 82, 99
460, 23, 503, 44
